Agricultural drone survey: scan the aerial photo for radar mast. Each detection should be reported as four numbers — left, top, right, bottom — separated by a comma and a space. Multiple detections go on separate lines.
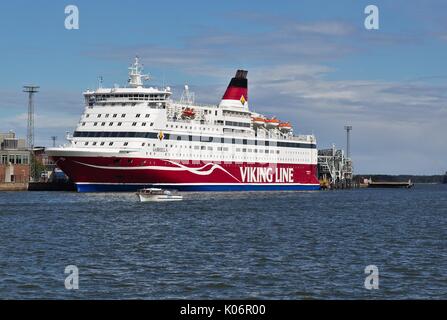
128, 56, 149, 88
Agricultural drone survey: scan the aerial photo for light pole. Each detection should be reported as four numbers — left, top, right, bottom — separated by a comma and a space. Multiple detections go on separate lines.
51, 136, 57, 147
23, 85, 39, 181
344, 125, 352, 159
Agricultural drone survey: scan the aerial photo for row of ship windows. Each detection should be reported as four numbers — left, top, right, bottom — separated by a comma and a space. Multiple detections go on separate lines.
88, 103, 166, 108
167, 154, 310, 162
81, 122, 154, 127
75, 143, 310, 162
190, 109, 218, 115
75, 140, 310, 156
111, 153, 309, 163
89, 103, 138, 107
85, 113, 151, 119
81, 122, 242, 132
166, 124, 221, 132
223, 110, 251, 118
224, 121, 251, 128
73, 131, 315, 149
92, 94, 167, 100
112, 160, 310, 166
82, 117, 224, 132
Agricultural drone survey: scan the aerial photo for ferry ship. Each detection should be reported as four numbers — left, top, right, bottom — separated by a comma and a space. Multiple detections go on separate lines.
47, 57, 320, 192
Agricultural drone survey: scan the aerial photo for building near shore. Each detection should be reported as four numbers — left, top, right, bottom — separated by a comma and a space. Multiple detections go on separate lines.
0, 131, 30, 183
34, 147, 58, 181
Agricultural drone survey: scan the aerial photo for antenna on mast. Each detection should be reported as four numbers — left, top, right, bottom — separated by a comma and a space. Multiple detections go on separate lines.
180, 85, 195, 105
128, 56, 149, 88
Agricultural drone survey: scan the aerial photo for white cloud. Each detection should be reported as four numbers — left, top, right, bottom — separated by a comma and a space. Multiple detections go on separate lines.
289, 21, 354, 36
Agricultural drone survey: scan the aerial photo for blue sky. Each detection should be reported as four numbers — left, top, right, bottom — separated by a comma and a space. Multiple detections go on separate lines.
1, 0, 446, 174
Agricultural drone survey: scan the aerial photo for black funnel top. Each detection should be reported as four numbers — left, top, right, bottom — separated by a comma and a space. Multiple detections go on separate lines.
235, 70, 248, 79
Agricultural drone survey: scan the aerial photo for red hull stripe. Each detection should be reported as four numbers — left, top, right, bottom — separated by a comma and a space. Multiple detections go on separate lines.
52, 156, 320, 186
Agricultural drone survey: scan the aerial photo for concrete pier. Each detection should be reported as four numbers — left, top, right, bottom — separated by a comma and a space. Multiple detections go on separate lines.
0, 183, 28, 191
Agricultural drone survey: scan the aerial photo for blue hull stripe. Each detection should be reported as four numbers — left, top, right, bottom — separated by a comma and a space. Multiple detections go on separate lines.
76, 183, 320, 192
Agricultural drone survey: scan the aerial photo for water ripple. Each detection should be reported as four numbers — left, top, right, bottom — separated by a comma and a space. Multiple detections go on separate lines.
0, 185, 446, 299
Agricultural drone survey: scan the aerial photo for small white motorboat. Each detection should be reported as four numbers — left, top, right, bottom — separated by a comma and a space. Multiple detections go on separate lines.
136, 188, 183, 202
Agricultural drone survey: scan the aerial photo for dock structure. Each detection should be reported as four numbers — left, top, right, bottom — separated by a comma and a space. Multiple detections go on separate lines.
317, 144, 353, 189
367, 179, 414, 188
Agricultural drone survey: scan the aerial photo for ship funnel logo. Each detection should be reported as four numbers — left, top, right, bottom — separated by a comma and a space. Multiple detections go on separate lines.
220, 69, 248, 108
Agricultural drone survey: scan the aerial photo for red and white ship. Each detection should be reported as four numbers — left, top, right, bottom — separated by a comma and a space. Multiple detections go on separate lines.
47, 57, 320, 192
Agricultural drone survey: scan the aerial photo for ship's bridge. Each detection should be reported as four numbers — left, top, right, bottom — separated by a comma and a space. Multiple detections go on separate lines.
83, 57, 171, 107
84, 88, 172, 106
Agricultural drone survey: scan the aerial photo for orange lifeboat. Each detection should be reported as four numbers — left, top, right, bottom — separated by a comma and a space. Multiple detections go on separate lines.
251, 116, 266, 127
279, 122, 292, 132
265, 118, 280, 128
181, 107, 196, 119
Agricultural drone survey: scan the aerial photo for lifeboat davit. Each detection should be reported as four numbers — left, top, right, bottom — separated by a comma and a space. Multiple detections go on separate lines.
251, 116, 266, 127
265, 118, 280, 128
181, 107, 196, 119
279, 122, 292, 132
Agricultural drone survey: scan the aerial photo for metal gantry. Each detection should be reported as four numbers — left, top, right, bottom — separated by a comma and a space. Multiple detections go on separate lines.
318, 144, 353, 189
